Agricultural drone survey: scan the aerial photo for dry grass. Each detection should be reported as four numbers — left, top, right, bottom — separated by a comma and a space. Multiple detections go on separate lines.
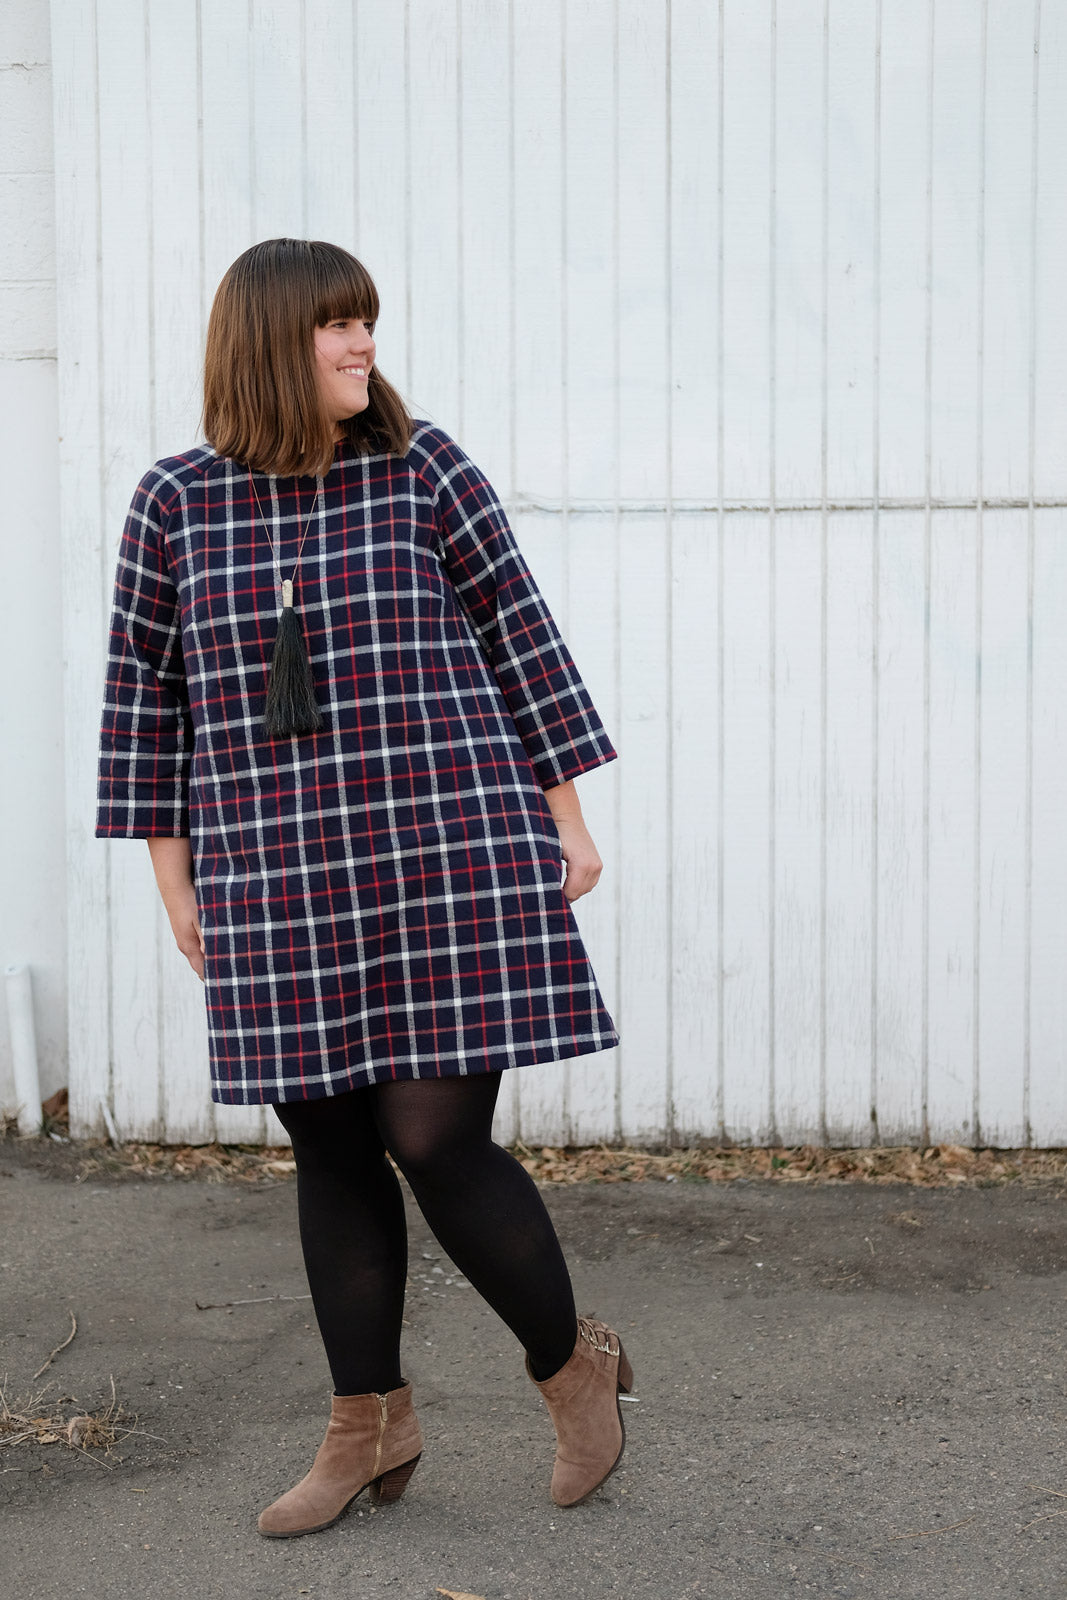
8, 1095, 1066, 1187
513, 1141, 1067, 1187
75, 1141, 297, 1183
0, 1376, 138, 1460
56, 1135, 1067, 1188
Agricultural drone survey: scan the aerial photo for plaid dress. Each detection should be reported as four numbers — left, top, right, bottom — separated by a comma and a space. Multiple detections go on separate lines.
96, 423, 619, 1104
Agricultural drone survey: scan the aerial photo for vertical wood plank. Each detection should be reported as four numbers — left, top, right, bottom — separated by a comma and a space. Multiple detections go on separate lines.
721, 514, 772, 1143
199, 1, 255, 307
567, 514, 622, 1145
249, 0, 305, 238
877, 0, 930, 500
926, 511, 978, 1144
457, 0, 513, 490
771, 514, 823, 1143
975, 509, 1028, 1144
1027, 508, 1067, 1143
824, 0, 876, 502
215, 1099, 272, 1147
617, 515, 671, 1143
406, 0, 461, 431
352, 2, 410, 396
929, 0, 982, 503
873, 512, 925, 1141
669, 514, 719, 1141
823, 514, 874, 1145
561, 0, 615, 501
981, 1, 1036, 501
302, 3, 357, 246
52, 0, 111, 1139
721, 1, 772, 501
1033, 3, 1067, 501
616, 0, 668, 502
668, 0, 719, 504
512, 0, 563, 499
773, 3, 826, 505
147, 0, 202, 455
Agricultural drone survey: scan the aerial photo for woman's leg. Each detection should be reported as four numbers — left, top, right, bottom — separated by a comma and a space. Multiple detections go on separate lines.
370, 1072, 577, 1380
272, 1089, 408, 1396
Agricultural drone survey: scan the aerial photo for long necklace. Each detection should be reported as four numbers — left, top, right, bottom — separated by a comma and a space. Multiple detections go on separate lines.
250, 475, 323, 738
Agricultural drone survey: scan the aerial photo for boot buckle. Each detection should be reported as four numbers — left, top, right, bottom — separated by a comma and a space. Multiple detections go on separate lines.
578, 1318, 619, 1357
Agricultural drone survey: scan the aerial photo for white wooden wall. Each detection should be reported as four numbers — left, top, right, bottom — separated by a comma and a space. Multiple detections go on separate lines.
0, 0, 66, 1117
51, 0, 1067, 1148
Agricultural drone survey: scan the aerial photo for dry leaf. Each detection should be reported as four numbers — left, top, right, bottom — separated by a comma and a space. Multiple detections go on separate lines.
436, 1589, 488, 1599
65, 1134, 1067, 1191
41, 1087, 69, 1120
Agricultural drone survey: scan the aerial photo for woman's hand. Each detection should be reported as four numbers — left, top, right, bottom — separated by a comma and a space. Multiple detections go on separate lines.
542, 779, 604, 902
147, 838, 206, 981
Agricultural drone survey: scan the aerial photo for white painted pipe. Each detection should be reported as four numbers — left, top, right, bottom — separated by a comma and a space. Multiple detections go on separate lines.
4, 964, 41, 1135
99, 1096, 119, 1146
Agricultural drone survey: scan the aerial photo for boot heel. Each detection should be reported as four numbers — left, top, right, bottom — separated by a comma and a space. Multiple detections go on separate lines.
370, 1452, 421, 1505
617, 1347, 633, 1394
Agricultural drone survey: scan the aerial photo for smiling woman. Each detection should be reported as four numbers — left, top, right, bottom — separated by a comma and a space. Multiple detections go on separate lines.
202, 238, 411, 476
313, 315, 376, 432
95, 237, 629, 1537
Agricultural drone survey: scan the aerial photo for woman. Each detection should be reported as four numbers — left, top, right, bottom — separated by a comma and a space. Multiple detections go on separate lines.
96, 238, 631, 1538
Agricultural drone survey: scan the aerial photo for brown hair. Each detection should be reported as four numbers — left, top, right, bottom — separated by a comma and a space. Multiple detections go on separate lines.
203, 238, 413, 477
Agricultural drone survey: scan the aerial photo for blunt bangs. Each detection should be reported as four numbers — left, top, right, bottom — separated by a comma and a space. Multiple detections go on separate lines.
308, 246, 380, 329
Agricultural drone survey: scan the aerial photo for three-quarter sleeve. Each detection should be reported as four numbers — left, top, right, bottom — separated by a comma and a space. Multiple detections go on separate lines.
412, 428, 618, 789
96, 470, 193, 837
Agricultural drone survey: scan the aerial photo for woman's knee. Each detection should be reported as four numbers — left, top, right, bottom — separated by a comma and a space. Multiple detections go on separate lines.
271, 1086, 384, 1168
372, 1074, 501, 1184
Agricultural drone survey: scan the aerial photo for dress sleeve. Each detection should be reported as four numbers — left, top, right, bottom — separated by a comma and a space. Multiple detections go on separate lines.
96, 469, 193, 838
418, 431, 618, 788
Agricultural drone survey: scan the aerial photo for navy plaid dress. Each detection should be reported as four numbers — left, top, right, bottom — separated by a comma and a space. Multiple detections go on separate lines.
96, 424, 620, 1104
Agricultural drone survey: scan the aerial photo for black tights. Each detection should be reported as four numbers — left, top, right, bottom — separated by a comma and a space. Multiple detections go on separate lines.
272, 1073, 577, 1395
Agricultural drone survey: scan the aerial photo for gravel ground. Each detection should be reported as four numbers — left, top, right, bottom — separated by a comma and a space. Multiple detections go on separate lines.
2, 1137, 1066, 1599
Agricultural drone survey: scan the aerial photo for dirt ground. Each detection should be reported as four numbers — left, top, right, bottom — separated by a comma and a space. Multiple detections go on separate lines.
2, 1135, 1066, 1599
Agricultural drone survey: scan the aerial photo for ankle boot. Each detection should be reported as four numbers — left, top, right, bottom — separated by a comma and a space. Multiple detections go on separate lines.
527, 1316, 634, 1507
257, 1380, 423, 1538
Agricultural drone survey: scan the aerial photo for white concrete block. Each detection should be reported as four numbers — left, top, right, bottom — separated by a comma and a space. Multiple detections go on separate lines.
0, 61, 53, 170
0, 0, 50, 65
0, 282, 56, 354
0, 173, 55, 277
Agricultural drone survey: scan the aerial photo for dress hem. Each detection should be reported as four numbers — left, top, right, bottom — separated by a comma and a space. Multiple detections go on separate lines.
210, 1029, 621, 1107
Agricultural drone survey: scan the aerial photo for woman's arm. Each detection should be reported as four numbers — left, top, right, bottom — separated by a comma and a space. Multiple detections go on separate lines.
413, 429, 618, 790
147, 837, 205, 980
543, 779, 603, 903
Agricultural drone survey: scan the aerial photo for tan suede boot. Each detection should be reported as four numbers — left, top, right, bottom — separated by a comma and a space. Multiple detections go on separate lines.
528, 1317, 634, 1507
257, 1381, 423, 1538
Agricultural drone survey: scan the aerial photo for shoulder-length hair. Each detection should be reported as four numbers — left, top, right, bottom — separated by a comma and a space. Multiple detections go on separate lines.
203, 238, 413, 478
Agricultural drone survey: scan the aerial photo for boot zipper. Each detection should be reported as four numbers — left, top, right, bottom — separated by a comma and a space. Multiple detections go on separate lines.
372, 1392, 387, 1479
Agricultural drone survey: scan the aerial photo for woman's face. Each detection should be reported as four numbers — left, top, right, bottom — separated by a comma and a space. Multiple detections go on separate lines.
313, 317, 376, 430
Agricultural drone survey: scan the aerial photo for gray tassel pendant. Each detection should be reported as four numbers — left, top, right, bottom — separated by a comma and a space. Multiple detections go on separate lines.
263, 578, 323, 738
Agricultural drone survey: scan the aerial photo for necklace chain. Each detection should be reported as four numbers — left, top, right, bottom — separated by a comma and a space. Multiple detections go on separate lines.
249, 476, 322, 594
